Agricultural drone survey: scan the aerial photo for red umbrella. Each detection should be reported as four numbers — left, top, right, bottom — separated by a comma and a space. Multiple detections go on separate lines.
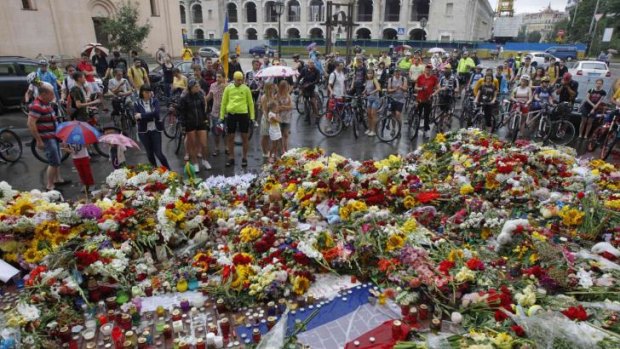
82, 43, 109, 57
56, 121, 101, 145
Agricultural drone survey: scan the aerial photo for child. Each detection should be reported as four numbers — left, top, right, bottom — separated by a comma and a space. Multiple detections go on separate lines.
67, 144, 94, 197
267, 101, 282, 163
103, 126, 126, 169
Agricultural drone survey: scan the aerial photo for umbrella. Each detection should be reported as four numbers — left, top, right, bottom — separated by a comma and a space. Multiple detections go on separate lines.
98, 133, 140, 149
306, 42, 317, 52
608, 48, 618, 54
82, 43, 109, 57
428, 47, 445, 54
255, 66, 299, 78
56, 121, 101, 145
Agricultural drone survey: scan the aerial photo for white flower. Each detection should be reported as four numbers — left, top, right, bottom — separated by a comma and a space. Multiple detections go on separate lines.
0, 181, 17, 203
451, 311, 463, 324
577, 268, 594, 289
17, 303, 40, 322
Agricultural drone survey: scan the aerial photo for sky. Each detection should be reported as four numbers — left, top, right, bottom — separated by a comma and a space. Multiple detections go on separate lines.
487, 0, 568, 14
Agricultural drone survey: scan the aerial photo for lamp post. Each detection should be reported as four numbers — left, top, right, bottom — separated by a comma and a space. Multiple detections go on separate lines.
274, 1, 285, 59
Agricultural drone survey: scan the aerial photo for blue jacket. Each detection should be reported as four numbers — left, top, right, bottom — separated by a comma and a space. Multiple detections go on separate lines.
134, 98, 163, 133
37, 69, 59, 98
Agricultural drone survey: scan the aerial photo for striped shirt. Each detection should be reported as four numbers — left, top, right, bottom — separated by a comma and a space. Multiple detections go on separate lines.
28, 97, 56, 140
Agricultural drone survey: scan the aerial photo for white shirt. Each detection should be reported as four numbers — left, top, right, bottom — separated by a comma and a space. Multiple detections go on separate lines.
143, 101, 157, 131
329, 70, 346, 98
108, 78, 130, 95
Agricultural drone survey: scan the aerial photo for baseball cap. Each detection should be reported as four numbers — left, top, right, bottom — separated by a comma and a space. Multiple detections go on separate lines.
520, 74, 531, 81
188, 79, 198, 88
233, 71, 244, 80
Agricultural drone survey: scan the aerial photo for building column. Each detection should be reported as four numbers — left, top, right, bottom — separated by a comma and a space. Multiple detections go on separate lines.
372, 0, 382, 39
399, 0, 410, 39
186, 2, 193, 39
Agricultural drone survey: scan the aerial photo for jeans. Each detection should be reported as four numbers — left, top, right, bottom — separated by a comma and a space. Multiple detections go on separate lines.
164, 82, 171, 98
138, 131, 170, 169
417, 101, 432, 131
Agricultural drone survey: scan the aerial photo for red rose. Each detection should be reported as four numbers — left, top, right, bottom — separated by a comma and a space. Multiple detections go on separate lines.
561, 305, 588, 321
577, 192, 585, 199
465, 257, 485, 271
494, 309, 509, 322
293, 252, 311, 266
438, 260, 456, 275
511, 325, 526, 337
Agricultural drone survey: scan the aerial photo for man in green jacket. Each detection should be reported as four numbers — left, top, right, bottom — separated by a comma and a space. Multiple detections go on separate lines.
456, 51, 475, 97
220, 71, 255, 167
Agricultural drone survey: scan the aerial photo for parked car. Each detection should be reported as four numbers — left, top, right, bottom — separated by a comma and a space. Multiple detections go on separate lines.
544, 46, 578, 61
526, 51, 556, 69
0, 56, 38, 113
198, 46, 221, 58
149, 61, 194, 83
566, 60, 613, 100
249, 46, 275, 57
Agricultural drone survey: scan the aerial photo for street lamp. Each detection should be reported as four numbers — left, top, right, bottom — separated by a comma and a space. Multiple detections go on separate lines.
274, 1, 285, 58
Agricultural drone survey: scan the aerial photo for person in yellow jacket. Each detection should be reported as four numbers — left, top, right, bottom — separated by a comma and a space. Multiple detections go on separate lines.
473, 69, 499, 96
181, 43, 193, 62
220, 71, 255, 167
456, 51, 475, 96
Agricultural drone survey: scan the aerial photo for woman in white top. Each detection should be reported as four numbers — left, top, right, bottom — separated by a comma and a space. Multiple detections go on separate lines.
276, 80, 294, 151
510, 75, 533, 135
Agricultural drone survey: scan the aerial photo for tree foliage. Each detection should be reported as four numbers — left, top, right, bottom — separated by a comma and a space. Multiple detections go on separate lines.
101, 0, 152, 54
527, 31, 543, 43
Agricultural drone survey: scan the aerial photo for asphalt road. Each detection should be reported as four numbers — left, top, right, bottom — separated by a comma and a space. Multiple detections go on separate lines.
1, 59, 618, 200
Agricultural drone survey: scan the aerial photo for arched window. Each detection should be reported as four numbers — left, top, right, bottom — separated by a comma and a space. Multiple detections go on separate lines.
195, 29, 205, 40
308, 0, 323, 22
287, 28, 300, 39
309, 27, 324, 39
246, 2, 257, 22
384, 0, 399, 22
409, 28, 426, 41
265, 28, 278, 39
180, 5, 186, 24
227, 3, 237, 22
357, 0, 372, 22
265, 1, 278, 22
192, 4, 202, 23
229, 28, 239, 40
382, 28, 397, 40
287, 0, 300, 22
356, 28, 371, 39
247, 28, 258, 40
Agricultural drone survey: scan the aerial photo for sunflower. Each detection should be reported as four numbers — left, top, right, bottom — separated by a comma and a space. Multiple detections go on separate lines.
558, 206, 585, 227
23, 248, 40, 264
6, 196, 35, 216
386, 234, 405, 252
403, 196, 417, 209
292, 275, 310, 295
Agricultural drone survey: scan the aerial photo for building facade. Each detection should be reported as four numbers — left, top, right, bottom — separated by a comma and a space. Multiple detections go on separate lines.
0, 0, 184, 59
179, 0, 494, 42
521, 5, 568, 40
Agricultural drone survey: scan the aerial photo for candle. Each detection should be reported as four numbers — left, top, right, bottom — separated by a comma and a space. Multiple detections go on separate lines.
252, 328, 261, 343
220, 318, 230, 338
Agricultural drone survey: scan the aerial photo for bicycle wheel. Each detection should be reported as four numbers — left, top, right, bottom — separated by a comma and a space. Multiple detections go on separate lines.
352, 110, 359, 139
508, 112, 521, 143
163, 113, 177, 139
175, 126, 185, 155
376, 116, 401, 142
31, 140, 70, 164
408, 110, 420, 141
0, 129, 22, 162
601, 131, 619, 160
93, 142, 110, 159
317, 112, 344, 137
546, 120, 576, 146
586, 129, 605, 152
296, 95, 306, 114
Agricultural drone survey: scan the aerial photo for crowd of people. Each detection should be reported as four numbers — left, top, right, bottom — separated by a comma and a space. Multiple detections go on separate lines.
23, 44, 620, 196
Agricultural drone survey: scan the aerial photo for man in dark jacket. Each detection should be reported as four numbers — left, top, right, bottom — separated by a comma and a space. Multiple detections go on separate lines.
228, 55, 243, 81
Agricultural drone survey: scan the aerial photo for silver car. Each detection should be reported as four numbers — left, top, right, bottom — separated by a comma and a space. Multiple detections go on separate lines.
198, 47, 221, 58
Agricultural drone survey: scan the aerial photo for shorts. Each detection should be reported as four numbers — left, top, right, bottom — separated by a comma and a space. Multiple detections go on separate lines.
185, 118, 209, 132
43, 138, 62, 167
438, 94, 453, 112
226, 113, 250, 134
458, 72, 471, 85
391, 100, 404, 113
280, 122, 290, 134
367, 98, 381, 110
302, 88, 316, 98
73, 157, 94, 186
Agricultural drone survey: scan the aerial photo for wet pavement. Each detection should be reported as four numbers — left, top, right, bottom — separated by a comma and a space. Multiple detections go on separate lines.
1, 59, 618, 199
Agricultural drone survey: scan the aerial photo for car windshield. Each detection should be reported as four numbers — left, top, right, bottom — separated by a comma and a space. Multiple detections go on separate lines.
566, 62, 578, 69
582, 62, 607, 70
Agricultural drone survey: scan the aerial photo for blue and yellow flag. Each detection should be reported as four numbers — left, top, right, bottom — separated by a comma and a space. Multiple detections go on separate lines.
220, 13, 230, 78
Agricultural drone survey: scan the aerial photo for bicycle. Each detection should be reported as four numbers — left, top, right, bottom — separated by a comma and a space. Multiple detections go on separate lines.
317, 95, 366, 138
376, 96, 402, 143
110, 95, 137, 140
295, 87, 324, 124
508, 102, 576, 145
0, 127, 22, 163
469, 101, 497, 133
430, 92, 459, 133
163, 94, 182, 139
586, 109, 614, 153
599, 112, 620, 161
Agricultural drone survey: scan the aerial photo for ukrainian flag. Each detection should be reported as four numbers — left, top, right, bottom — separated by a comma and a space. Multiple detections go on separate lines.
220, 13, 230, 79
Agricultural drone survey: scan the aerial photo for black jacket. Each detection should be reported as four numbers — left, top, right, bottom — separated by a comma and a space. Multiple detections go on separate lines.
134, 98, 162, 133
228, 61, 243, 81
178, 91, 207, 125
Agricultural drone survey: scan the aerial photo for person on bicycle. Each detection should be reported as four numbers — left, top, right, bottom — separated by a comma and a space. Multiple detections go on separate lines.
511, 75, 533, 134
108, 69, 134, 118
468, 65, 485, 93
456, 51, 475, 98
474, 74, 498, 129
387, 69, 408, 125
350, 56, 367, 96
556, 72, 579, 104
27, 83, 69, 192
579, 78, 607, 139
409, 57, 425, 91
178, 79, 212, 172
61, 64, 77, 102
364, 69, 381, 137
397, 51, 413, 74
298, 60, 321, 122
376, 61, 389, 90
416, 64, 439, 138
172, 68, 188, 95
437, 64, 459, 115
69, 71, 101, 121
532, 76, 554, 110
292, 54, 304, 73
513, 56, 535, 83
496, 65, 510, 102
220, 71, 255, 168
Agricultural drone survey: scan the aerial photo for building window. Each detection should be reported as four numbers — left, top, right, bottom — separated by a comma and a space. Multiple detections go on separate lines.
208, 9, 213, 19
195, 29, 204, 40
227, 3, 238, 22
445, 3, 453, 16
308, 0, 324, 22
22, 0, 35, 10
209, 33, 215, 39
180, 5, 186, 24
357, 0, 372, 22
288, 0, 301, 22
150, 0, 159, 16
246, 2, 257, 22
384, 0, 399, 22
193, 5, 203, 23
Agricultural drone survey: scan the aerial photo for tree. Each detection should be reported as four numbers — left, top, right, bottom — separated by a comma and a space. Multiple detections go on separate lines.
527, 31, 542, 43
515, 26, 527, 42
101, 1, 152, 54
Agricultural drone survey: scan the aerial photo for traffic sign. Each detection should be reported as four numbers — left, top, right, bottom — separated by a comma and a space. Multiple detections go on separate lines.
397, 27, 405, 35
594, 14, 603, 22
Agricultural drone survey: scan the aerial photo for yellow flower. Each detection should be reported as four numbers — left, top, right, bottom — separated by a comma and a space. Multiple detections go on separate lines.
492, 333, 513, 349
292, 275, 310, 295
285, 183, 297, 193
23, 248, 40, 264
389, 185, 399, 195
460, 184, 474, 195
6, 196, 35, 216
339, 206, 351, 220
386, 234, 405, 251
531, 231, 547, 241
485, 173, 499, 190
448, 249, 464, 262
403, 196, 416, 209
435, 133, 446, 143
375, 154, 402, 170
604, 199, 620, 211
401, 218, 418, 234
230, 264, 254, 290
239, 226, 261, 243
529, 253, 539, 264
480, 227, 492, 240
558, 206, 585, 226
455, 266, 475, 282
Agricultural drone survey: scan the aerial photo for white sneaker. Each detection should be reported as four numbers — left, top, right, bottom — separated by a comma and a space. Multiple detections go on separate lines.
367, 131, 376, 137
193, 163, 200, 173
364, 129, 371, 135
201, 159, 212, 170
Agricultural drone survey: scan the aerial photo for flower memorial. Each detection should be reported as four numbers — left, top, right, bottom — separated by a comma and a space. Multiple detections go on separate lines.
0, 129, 619, 348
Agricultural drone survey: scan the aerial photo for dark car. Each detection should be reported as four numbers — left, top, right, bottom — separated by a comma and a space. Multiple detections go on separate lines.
249, 46, 275, 57
0, 56, 39, 113
149, 61, 195, 83
545, 46, 578, 61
